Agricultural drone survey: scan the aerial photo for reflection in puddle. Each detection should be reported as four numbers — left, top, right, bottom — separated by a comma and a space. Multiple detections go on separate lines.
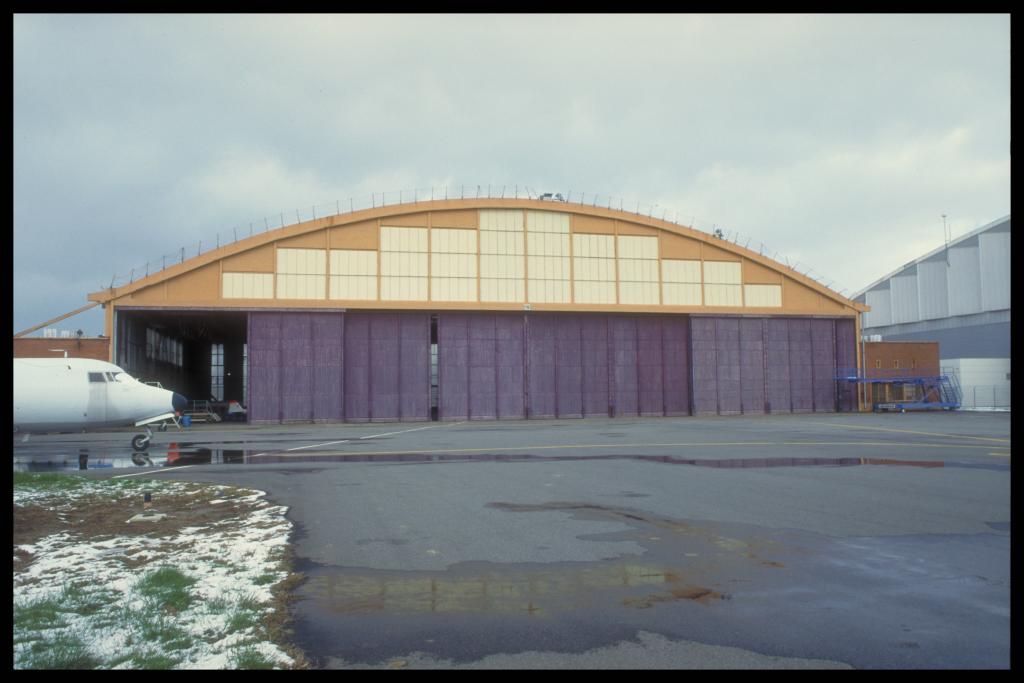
12, 447, 247, 472
252, 452, 947, 469
305, 563, 725, 617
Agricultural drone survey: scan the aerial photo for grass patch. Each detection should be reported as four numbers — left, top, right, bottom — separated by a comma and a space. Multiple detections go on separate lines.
136, 567, 196, 613
253, 573, 278, 586
13, 472, 90, 492
14, 595, 65, 631
231, 646, 277, 669
18, 635, 100, 670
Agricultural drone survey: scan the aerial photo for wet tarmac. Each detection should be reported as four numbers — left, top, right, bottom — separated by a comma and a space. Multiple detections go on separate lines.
12, 412, 1012, 668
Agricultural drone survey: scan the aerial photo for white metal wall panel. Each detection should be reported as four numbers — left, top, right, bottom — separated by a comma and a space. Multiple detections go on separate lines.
703, 284, 743, 306
743, 284, 782, 307
223, 272, 274, 299
916, 259, 949, 320
890, 274, 920, 324
525, 210, 570, 233
979, 231, 1011, 311
864, 287, 892, 327
947, 244, 982, 316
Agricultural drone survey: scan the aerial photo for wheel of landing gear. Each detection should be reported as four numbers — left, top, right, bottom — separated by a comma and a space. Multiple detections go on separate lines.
132, 434, 151, 451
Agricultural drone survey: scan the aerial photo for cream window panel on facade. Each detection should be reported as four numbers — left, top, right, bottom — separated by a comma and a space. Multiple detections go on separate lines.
617, 235, 659, 305
527, 213, 570, 304
329, 249, 378, 300
702, 260, 742, 307
276, 248, 326, 299
223, 272, 274, 299
526, 210, 570, 234
704, 283, 743, 307
480, 209, 525, 303
703, 260, 742, 284
573, 234, 617, 304
380, 226, 428, 301
743, 284, 782, 307
662, 283, 703, 305
431, 229, 478, 302
479, 209, 524, 232
661, 259, 702, 306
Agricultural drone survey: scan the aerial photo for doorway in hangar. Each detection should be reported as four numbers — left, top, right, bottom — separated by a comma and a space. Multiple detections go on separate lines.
115, 309, 249, 420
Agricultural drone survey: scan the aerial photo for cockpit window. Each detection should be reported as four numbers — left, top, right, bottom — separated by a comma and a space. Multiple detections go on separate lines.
88, 372, 106, 383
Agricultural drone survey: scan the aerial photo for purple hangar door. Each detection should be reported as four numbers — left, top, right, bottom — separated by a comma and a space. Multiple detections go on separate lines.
555, 315, 584, 418
344, 311, 430, 422
764, 318, 793, 413
248, 312, 283, 423
610, 316, 639, 417
661, 316, 691, 416
739, 318, 767, 415
312, 313, 344, 422
834, 318, 858, 412
438, 313, 525, 421
788, 318, 814, 413
636, 316, 665, 417
580, 315, 610, 418
526, 314, 557, 419
810, 319, 837, 412
690, 317, 719, 416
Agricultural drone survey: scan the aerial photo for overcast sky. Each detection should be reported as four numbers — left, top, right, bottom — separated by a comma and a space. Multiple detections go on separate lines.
13, 13, 1010, 337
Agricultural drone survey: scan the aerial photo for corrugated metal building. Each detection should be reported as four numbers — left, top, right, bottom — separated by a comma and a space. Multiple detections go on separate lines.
87, 198, 868, 422
854, 215, 1011, 409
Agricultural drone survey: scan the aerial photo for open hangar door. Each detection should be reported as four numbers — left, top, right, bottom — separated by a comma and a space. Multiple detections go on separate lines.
116, 308, 249, 419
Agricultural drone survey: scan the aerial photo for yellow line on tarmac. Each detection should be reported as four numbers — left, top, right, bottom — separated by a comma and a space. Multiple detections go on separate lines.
989, 451, 1011, 458
818, 422, 1010, 444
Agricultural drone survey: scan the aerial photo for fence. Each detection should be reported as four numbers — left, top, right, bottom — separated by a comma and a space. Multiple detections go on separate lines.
959, 385, 1012, 410
106, 184, 855, 298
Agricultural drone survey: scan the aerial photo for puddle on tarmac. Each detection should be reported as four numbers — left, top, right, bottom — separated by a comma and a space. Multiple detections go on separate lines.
303, 561, 729, 618
250, 452, 949, 469
18, 448, 996, 473
12, 447, 247, 472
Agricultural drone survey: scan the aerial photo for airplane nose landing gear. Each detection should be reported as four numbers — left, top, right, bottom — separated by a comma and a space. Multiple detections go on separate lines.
131, 426, 153, 451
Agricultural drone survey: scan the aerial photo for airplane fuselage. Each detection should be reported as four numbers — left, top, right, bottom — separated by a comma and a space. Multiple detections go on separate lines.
13, 358, 185, 433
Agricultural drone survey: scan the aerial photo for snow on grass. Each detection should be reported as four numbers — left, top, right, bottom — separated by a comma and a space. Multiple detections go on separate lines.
13, 474, 297, 669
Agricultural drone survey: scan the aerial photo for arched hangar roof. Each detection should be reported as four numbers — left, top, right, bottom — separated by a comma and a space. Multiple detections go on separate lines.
88, 198, 867, 317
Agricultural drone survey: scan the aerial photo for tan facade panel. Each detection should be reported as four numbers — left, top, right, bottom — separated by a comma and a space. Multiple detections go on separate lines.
782, 276, 820, 309
660, 233, 702, 260
381, 226, 428, 301
430, 210, 478, 229
431, 228, 477, 302
742, 258, 783, 285
383, 212, 430, 228
616, 221, 658, 237
329, 220, 379, 250
278, 230, 329, 249
571, 214, 615, 234
126, 284, 167, 303
166, 263, 221, 302
222, 243, 275, 272
700, 241, 741, 262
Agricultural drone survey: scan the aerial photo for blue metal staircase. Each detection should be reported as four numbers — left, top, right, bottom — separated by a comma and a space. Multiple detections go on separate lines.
834, 367, 961, 411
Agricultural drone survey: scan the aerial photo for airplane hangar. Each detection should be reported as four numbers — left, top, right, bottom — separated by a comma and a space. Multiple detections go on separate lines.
87, 198, 869, 422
